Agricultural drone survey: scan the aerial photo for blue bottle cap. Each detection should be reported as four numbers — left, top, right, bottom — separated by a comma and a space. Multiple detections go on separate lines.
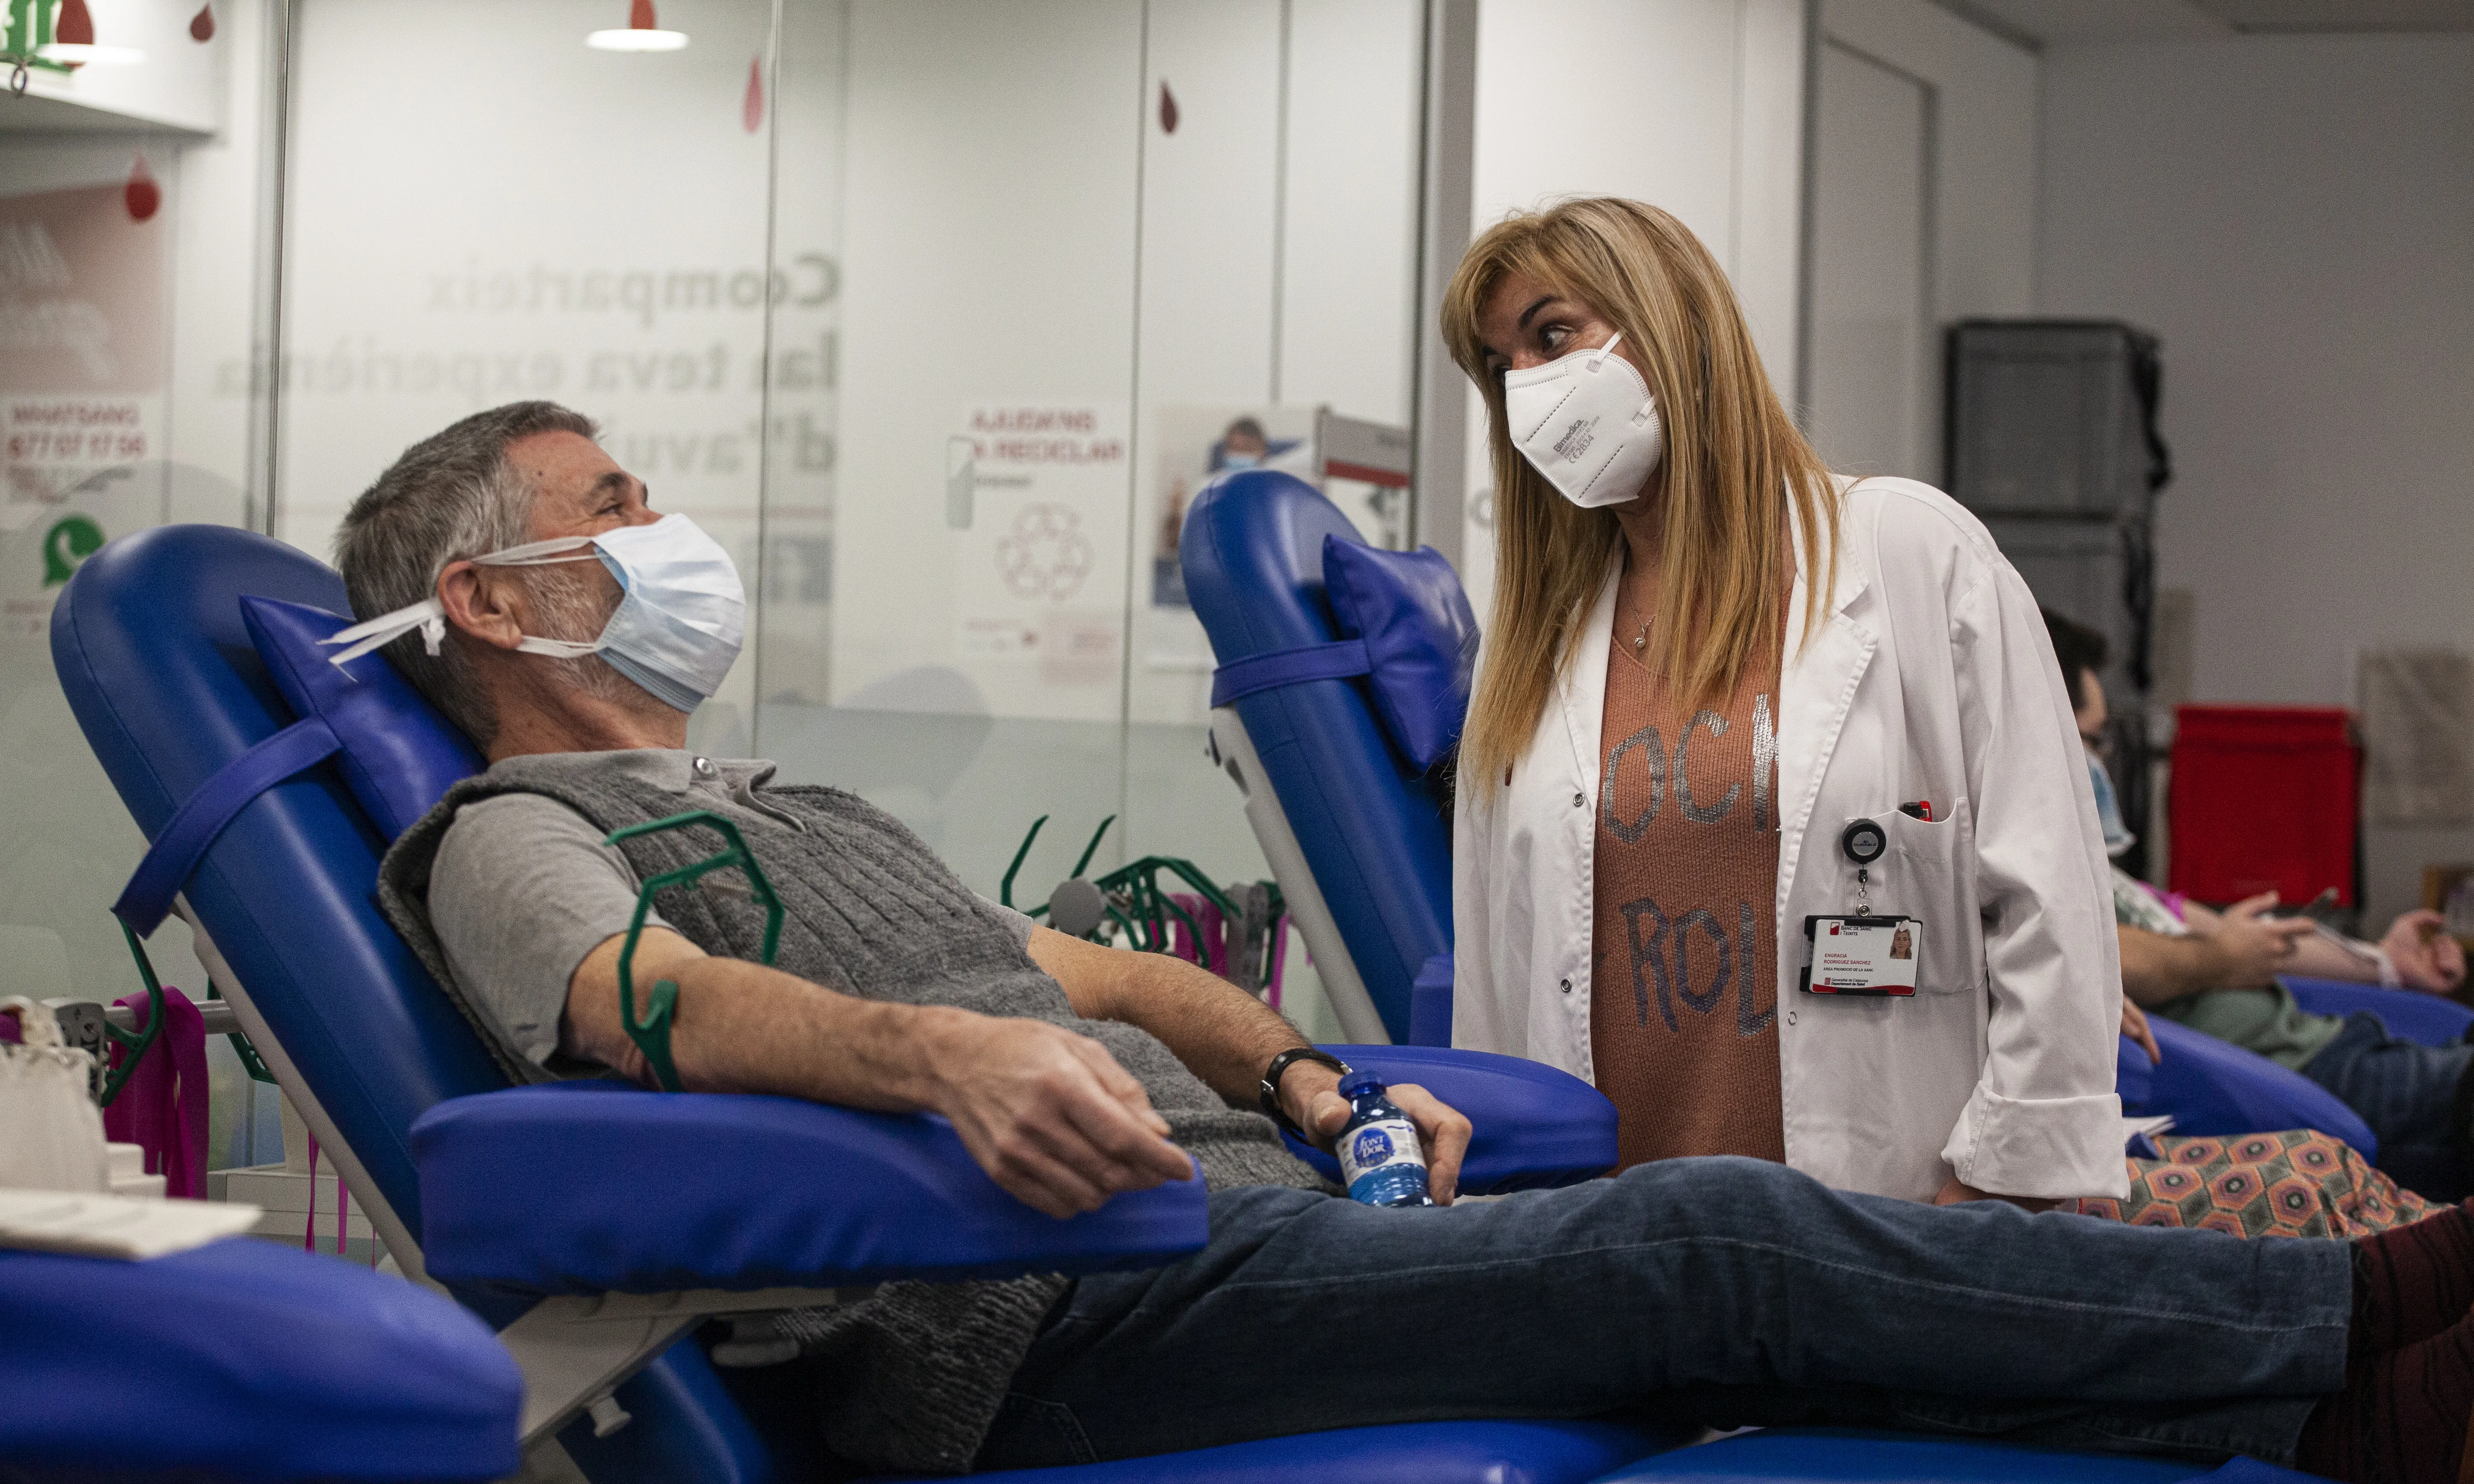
1337, 1070, 1383, 1099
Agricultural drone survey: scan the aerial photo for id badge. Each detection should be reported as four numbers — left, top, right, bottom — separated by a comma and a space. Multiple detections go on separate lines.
1799, 915, 1922, 997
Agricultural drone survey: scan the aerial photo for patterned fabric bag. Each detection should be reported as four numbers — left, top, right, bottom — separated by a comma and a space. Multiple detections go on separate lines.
2071, 1130, 2434, 1239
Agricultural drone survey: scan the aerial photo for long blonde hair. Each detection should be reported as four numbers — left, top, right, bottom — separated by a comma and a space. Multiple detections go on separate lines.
1443, 197, 1838, 796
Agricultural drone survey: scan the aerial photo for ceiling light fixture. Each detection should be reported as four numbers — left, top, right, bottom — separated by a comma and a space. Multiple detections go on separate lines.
587, 0, 687, 52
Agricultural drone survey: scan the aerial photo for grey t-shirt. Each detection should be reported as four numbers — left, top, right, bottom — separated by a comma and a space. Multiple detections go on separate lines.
427, 750, 1036, 1078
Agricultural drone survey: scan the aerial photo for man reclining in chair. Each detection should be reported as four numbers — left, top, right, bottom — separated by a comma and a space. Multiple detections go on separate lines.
341, 402, 2470, 1481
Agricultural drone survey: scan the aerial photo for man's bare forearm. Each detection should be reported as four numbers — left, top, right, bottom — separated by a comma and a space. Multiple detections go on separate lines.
563, 927, 1196, 1218
566, 931, 962, 1107
2115, 925, 2227, 1009
1028, 927, 1318, 1109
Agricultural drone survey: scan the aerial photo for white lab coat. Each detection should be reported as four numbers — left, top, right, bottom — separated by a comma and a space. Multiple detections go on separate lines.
1452, 477, 2129, 1203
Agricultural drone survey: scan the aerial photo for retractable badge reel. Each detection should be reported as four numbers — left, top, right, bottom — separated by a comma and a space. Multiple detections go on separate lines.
1799, 817, 1921, 997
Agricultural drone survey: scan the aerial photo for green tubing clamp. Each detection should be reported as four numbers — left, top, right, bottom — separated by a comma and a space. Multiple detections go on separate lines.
106, 923, 170, 1108
993, 815, 1281, 987
997, 814, 1117, 933
122, 923, 277, 1088
604, 810, 785, 1093
999, 814, 1048, 911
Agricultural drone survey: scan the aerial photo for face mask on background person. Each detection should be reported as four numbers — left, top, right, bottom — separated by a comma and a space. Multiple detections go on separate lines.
2086, 746, 2136, 859
1221, 451, 1261, 470
1502, 330, 1664, 510
325, 512, 747, 714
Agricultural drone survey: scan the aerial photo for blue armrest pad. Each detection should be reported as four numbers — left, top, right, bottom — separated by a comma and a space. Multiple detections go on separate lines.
2120, 1015, 2376, 1158
0, 1237, 519, 1481
411, 1084, 1209, 1294
1278, 1045, 1617, 1193
1589, 1426, 2282, 1481
945, 1419, 1686, 1484
2281, 974, 2474, 1047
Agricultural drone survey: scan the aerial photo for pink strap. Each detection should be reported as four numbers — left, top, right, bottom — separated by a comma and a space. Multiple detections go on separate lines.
101, 989, 209, 1198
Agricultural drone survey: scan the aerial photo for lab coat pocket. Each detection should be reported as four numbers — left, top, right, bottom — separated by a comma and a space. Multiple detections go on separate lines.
1884, 805, 1982, 996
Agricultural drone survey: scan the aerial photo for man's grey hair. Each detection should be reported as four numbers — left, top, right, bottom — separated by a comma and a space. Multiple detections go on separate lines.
333, 400, 599, 745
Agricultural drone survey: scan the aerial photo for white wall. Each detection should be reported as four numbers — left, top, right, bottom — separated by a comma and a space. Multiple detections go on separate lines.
1808, 0, 2038, 480
829, 0, 1422, 731
1459, 0, 1807, 618
2038, 35, 2474, 921
1473, 0, 1806, 390
829, 0, 1142, 727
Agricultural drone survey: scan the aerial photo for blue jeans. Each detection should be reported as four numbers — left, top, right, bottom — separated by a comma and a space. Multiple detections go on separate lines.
2300, 1011, 2474, 1201
976, 1158, 2345, 1470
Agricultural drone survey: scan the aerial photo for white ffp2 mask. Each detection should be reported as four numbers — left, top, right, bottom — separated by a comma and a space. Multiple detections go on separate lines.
1501, 331, 1663, 509
325, 512, 747, 715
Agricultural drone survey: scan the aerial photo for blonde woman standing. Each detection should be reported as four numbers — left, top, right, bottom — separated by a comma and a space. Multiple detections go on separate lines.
1445, 199, 2126, 1208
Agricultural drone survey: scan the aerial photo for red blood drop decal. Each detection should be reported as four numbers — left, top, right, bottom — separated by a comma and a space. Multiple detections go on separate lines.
630, 0, 657, 30
190, 4, 214, 41
57, 0, 96, 46
1158, 81, 1178, 134
743, 56, 764, 133
125, 153, 159, 222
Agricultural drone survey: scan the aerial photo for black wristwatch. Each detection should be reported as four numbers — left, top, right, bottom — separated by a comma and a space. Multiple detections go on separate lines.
1259, 1048, 1352, 1139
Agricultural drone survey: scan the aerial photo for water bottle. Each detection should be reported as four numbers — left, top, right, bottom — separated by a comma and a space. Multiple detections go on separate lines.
1334, 1071, 1435, 1208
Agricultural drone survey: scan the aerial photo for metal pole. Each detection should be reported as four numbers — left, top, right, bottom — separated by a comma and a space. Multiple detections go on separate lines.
244, 0, 295, 538
1408, 0, 1475, 566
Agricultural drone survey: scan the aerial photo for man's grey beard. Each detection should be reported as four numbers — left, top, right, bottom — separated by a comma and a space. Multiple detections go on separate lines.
523, 562, 650, 711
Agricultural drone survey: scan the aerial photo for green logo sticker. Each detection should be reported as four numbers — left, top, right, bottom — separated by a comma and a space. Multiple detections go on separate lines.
42, 515, 105, 587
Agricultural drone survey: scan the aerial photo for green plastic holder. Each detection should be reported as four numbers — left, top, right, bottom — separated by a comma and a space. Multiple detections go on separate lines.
604, 810, 785, 1092
106, 923, 170, 1108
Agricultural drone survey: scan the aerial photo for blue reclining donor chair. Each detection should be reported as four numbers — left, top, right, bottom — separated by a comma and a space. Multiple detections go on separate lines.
52, 521, 1693, 1484
2283, 974, 2474, 1047
0, 1234, 522, 1482
1178, 469, 2329, 1484
2106, 968, 2474, 1188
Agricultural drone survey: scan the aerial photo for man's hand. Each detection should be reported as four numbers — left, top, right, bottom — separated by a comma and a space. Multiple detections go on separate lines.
2383, 910, 2468, 995
2200, 892, 2315, 988
2121, 999, 2160, 1065
1288, 1066, 1473, 1204
917, 1011, 1196, 1220
1932, 1177, 2059, 1214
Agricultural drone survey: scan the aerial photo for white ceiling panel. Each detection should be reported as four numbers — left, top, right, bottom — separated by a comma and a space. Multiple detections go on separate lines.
1938, 0, 2473, 44
2189, 0, 2474, 31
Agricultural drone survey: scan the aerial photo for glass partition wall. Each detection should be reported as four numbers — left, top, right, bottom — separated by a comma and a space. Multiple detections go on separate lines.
269, 0, 1428, 1036
0, 0, 1427, 1167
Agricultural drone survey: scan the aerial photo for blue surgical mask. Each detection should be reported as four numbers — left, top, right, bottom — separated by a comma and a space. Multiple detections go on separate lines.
2086, 748, 2135, 858
326, 513, 747, 714
1221, 451, 1261, 470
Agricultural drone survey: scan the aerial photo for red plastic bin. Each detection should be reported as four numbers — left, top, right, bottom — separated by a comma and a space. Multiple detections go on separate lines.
2168, 705, 2359, 907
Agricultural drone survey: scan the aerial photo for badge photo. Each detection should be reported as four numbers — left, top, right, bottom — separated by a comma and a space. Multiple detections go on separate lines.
1799, 914, 1923, 997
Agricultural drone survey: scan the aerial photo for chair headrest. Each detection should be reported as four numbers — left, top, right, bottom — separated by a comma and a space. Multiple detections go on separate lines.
241, 597, 483, 842
1321, 537, 1478, 773
51, 523, 512, 1232
1179, 471, 1456, 1042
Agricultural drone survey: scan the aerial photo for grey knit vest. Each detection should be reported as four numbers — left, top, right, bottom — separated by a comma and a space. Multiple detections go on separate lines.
378, 755, 1321, 1473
